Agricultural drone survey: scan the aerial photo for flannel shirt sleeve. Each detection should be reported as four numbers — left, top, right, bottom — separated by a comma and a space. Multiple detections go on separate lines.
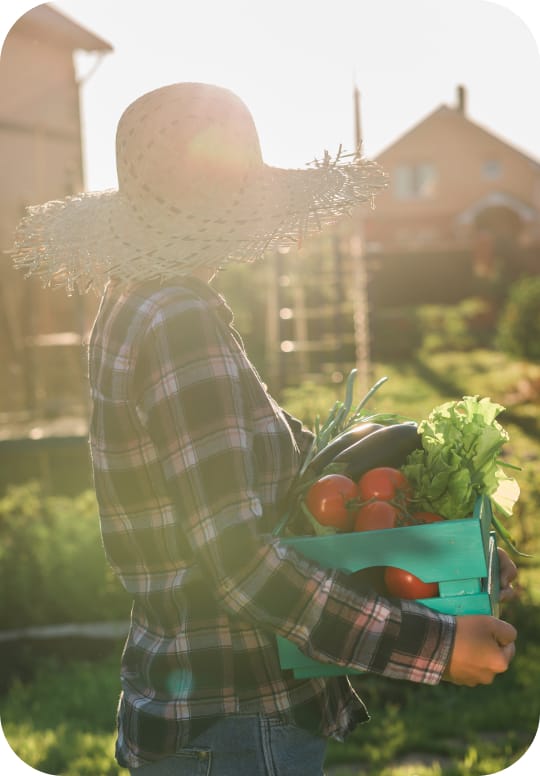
135, 292, 455, 684
281, 408, 315, 460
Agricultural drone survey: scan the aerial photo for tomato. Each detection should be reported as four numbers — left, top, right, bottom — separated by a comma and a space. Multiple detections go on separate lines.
357, 467, 411, 503
384, 566, 439, 599
304, 474, 358, 530
353, 500, 399, 531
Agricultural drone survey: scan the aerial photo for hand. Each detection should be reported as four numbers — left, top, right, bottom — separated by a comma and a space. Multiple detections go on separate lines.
444, 615, 517, 687
498, 547, 518, 602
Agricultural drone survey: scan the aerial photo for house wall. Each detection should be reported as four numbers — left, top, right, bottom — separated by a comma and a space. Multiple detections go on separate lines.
0, 23, 84, 240
0, 17, 98, 418
366, 106, 540, 251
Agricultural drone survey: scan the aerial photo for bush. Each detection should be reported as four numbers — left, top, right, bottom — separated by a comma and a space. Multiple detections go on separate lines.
496, 277, 540, 362
416, 298, 495, 354
0, 482, 129, 630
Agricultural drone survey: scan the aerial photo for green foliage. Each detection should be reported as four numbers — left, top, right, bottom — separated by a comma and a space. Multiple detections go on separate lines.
417, 298, 495, 354
496, 276, 540, 362
0, 653, 129, 775
1, 603, 538, 775
0, 482, 129, 629
369, 298, 495, 361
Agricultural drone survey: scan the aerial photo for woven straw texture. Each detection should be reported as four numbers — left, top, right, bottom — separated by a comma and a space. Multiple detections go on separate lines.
10, 83, 388, 295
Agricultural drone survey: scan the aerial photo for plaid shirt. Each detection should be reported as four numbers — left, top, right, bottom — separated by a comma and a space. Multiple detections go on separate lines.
88, 276, 456, 769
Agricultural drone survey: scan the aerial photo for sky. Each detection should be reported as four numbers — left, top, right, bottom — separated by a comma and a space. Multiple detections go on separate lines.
1, 0, 540, 194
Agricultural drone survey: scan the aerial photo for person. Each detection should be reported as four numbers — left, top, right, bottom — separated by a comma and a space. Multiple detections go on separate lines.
11, 82, 518, 776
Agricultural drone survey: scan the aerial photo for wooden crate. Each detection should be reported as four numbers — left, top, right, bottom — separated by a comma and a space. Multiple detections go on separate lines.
276, 495, 499, 679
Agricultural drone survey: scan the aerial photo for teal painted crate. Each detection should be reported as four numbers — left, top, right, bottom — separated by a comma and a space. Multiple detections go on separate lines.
277, 495, 499, 679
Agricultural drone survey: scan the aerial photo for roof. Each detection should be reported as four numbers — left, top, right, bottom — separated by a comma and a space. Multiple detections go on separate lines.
8, 3, 113, 53
375, 100, 540, 169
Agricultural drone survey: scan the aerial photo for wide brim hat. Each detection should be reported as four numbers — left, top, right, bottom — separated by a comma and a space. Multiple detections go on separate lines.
10, 82, 388, 295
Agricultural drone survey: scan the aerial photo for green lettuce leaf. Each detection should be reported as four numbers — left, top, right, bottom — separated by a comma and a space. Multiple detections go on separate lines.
491, 471, 521, 518
402, 395, 519, 520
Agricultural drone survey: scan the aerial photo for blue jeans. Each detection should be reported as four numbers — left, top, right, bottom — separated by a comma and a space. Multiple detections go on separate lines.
129, 714, 328, 775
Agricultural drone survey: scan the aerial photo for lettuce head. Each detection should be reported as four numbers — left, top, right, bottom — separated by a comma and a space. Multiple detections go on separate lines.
402, 396, 519, 520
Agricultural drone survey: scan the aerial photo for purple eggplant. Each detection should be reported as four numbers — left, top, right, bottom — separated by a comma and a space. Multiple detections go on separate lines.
334, 422, 422, 479
308, 422, 384, 475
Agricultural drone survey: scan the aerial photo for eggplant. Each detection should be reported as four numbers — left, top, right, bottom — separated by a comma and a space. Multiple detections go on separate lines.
307, 422, 384, 475
334, 422, 422, 480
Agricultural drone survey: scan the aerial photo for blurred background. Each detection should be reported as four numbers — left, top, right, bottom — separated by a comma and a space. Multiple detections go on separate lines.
0, 2, 539, 774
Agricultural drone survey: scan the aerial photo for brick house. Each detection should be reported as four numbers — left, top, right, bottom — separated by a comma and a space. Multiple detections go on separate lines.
364, 86, 540, 305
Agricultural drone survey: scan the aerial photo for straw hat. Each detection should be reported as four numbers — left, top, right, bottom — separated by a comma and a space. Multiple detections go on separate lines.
10, 82, 388, 295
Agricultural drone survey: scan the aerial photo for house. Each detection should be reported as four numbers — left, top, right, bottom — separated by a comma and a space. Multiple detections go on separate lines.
256, 86, 540, 384
363, 85, 540, 305
0, 4, 112, 422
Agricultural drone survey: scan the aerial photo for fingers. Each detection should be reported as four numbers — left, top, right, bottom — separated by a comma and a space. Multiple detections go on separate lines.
499, 584, 518, 603
489, 640, 516, 680
445, 615, 517, 687
493, 618, 517, 647
501, 641, 516, 665
498, 547, 518, 588
492, 620, 517, 675
497, 547, 518, 602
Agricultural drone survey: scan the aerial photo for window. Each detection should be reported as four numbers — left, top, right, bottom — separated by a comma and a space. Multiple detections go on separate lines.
482, 159, 502, 180
394, 163, 437, 200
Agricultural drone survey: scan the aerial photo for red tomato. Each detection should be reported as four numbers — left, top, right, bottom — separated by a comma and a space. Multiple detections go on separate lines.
305, 474, 358, 530
353, 500, 399, 532
384, 566, 439, 599
357, 467, 411, 503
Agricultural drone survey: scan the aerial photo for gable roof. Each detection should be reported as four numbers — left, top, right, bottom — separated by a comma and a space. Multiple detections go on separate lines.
8, 4, 113, 53
375, 99, 540, 169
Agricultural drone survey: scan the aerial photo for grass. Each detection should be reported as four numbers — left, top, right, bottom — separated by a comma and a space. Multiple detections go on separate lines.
1, 610, 538, 776
1, 601, 538, 776
1, 348, 539, 776
1, 652, 128, 776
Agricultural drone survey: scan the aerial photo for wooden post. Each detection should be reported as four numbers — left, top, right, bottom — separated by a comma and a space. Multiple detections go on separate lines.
290, 252, 310, 376
351, 81, 372, 393
353, 81, 362, 157
350, 230, 371, 393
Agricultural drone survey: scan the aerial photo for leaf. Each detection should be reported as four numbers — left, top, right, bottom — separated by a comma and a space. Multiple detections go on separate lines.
300, 502, 339, 536
402, 395, 520, 523
491, 474, 521, 519
491, 511, 531, 557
